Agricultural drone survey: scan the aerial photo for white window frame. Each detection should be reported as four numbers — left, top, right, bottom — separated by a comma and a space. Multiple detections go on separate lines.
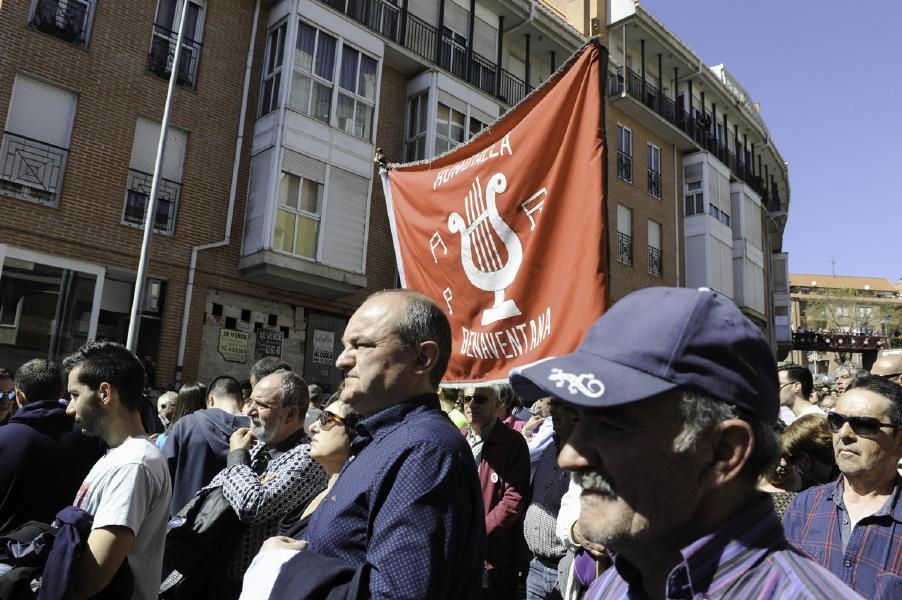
260, 21, 287, 117
404, 91, 429, 162
685, 180, 704, 216
335, 44, 378, 141
292, 21, 337, 124
273, 172, 323, 260
149, 0, 206, 87
29, 0, 96, 45
435, 101, 466, 154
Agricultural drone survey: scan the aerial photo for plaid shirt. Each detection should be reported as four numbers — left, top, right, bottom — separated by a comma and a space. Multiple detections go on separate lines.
783, 476, 902, 599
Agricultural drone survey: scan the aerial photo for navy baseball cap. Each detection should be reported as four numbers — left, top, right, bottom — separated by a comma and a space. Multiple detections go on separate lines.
509, 287, 779, 422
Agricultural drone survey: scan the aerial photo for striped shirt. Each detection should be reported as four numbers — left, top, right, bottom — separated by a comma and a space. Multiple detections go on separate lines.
585, 495, 861, 599
783, 476, 902, 599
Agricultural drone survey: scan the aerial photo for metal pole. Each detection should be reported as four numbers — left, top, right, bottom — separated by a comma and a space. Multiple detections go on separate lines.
126, 0, 190, 351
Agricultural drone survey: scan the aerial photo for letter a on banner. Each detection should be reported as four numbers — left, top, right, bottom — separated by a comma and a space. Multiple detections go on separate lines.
382, 40, 610, 385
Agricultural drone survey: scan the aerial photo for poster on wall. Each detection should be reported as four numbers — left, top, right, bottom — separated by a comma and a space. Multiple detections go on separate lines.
219, 329, 248, 363
256, 329, 283, 358
312, 329, 335, 365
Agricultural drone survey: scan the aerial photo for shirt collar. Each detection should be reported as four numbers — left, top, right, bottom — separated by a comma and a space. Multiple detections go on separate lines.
611, 494, 785, 599
268, 427, 308, 459
830, 475, 902, 523
351, 393, 439, 452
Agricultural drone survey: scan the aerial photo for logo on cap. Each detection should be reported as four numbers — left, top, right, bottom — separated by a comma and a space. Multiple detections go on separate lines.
548, 368, 605, 398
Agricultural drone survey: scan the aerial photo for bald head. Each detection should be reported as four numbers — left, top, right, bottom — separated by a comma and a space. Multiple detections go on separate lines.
872, 354, 902, 385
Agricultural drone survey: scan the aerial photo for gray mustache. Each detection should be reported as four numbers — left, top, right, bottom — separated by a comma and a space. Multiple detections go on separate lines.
574, 470, 615, 495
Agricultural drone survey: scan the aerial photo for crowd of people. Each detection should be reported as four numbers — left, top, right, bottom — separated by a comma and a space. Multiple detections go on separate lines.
0, 287, 900, 599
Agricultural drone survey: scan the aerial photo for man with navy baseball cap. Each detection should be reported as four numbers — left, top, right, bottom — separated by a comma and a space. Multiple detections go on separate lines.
510, 287, 860, 599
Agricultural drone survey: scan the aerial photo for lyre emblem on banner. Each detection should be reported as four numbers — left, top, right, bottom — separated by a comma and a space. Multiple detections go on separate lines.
448, 173, 523, 326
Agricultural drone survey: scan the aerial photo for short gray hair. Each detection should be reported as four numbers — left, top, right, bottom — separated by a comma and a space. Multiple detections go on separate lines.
674, 390, 781, 481
279, 371, 309, 416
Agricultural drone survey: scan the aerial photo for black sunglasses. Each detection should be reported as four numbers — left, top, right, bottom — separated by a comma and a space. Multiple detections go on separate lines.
463, 394, 492, 405
1, 390, 14, 403
827, 411, 898, 436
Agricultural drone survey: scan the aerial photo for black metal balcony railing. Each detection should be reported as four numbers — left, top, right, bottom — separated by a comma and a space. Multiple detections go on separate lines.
31, 0, 89, 44
617, 232, 633, 266
792, 331, 887, 353
610, 65, 774, 204
616, 150, 632, 182
319, 0, 530, 106
648, 169, 661, 198
123, 169, 180, 233
0, 131, 68, 206
648, 245, 662, 278
147, 24, 202, 87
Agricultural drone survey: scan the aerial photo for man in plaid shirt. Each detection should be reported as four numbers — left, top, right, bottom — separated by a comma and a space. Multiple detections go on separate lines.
208, 370, 327, 596
784, 374, 902, 598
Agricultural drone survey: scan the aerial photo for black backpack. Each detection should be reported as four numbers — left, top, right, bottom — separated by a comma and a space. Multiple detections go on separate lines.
159, 486, 245, 599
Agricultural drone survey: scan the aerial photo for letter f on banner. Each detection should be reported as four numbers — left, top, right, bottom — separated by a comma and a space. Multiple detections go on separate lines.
381, 40, 610, 386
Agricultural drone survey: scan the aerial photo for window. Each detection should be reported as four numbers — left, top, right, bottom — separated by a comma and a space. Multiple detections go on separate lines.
148, 0, 205, 87
684, 181, 704, 216
336, 45, 377, 140
404, 92, 428, 162
289, 22, 379, 141
469, 116, 486, 139
440, 26, 468, 77
123, 117, 188, 234
858, 306, 873, 318
616, 204, 632, 266
0, 75, 76, 207
260, 22, 286, 116
647, 220, 662, 278
435, 102, 465, 154
617, 124, 632, 182
274, 173, 322, 259
30, 0, 95, 45
290, 22, 336, 123
647, 143, 661, 198
708, 202, 730, 226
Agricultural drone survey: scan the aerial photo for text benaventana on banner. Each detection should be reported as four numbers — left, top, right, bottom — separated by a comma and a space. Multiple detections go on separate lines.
382, 40, 610, 385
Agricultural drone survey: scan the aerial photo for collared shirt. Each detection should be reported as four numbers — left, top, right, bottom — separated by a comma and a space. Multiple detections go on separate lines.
783, 476, 902, 598
303, 394, 484, 600
523, 439, 569, 560
209, 428, 327, 580
586, 495, 860, 599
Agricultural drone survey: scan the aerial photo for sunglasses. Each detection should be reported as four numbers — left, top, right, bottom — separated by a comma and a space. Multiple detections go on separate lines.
827, 411, 898, 436
317, 410, 347, 432
463, 394, 492, 405
1, 390, 14, 403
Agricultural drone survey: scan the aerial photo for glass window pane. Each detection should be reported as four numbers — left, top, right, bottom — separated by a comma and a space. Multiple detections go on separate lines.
273, 209, 296, 253
469, 118, 484, 139
336, 93, 355, 135
436, 103, 449, 136
296, 22, 316, 72
407, 97, 419, 139
358, 55, 377, 100
435, 138, 449, 155
417, 95, 428, 133
355, 102, 373, 140
294, 216, 319, 258
450, 109, 465, 143
300, 179, 321, 214
278, 173, 299, 209
312, 82, 332, 123
289, 75, 312, 115
316, 33, 337, 81
339, 46, 358, 92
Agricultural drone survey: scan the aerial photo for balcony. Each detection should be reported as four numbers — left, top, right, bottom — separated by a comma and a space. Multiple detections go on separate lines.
648, 169, 661, 198
319, 0, 530, 106
617, 231, 633, 266
147, 24, 202, 87
31, 0, 90, 44
792, 330, 887, 353
609, 66, 771, 203
616, 151, 632, 182
0, 131, 68, 206
647, 245, 662, 277
123, 169, 180, 234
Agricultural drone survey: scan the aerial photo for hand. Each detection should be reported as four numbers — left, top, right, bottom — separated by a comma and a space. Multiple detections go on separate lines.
523, 414, 545, 434
230, 427, 256, 451
572, 521, 610, 564
260, 536, 307, 553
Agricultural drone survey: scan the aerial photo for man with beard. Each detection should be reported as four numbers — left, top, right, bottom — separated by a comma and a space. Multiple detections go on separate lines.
510, 287, 859, 599
207, 370, 327, 596
64, 342, 171, 600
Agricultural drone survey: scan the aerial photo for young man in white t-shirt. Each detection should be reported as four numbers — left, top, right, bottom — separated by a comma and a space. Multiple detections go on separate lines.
64, 342, 171, 600
778, 364, 827, 424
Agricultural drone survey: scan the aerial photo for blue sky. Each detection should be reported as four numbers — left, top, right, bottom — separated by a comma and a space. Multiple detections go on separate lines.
637, 0, 901, 283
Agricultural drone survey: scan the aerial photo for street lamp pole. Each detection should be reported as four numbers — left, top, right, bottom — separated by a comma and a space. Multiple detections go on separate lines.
126, 0, 190, 352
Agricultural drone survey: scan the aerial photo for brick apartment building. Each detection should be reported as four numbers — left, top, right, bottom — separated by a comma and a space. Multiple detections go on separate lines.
0, 0, 790, 389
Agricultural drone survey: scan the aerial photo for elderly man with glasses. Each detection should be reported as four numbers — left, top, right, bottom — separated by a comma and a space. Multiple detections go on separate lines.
783, 374, 902, 598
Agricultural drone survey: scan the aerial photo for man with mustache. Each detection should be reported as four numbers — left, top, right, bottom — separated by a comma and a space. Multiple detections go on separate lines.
783, 374, 902, 598
510, 287, 859, 599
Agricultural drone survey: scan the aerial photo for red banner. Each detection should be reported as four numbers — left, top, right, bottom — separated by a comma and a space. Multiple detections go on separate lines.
382, 41, 609, 384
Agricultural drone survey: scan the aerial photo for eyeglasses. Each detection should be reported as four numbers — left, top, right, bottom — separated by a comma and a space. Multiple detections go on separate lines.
1, 390, 14, 403
317, 410, 347, 432
779, 382, 795, 391
463, 394, 492, 405
827, 411, 898, 436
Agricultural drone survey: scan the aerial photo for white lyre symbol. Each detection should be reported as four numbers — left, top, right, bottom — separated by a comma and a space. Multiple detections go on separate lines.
448, 173, 523, 326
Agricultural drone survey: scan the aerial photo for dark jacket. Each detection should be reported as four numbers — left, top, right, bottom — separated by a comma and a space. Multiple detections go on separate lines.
163, 408, 250, 514
0, 400, 104, 534
464, 418, 531, 571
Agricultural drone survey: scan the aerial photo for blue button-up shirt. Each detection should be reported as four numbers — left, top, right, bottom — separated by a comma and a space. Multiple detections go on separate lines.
783, 476, 902, 599
302, 394, 485, 599
586, 495, 861, 599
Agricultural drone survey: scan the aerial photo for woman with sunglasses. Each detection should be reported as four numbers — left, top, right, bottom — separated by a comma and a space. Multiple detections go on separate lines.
239, 396, 362, 600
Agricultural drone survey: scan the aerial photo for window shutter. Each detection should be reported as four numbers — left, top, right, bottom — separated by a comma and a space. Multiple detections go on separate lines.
617, 204, 631, 235
444, 0, 469, 35
648, 220, 661, 250
473, 16, 496, 58
282, 149, 326, 184
321, 168, 368, 273
129, 118, 188, 182
6, 76, 77, 148
408, 0, 437, 25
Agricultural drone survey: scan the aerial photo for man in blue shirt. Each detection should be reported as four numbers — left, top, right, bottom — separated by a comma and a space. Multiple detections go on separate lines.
268, 290, 484, 599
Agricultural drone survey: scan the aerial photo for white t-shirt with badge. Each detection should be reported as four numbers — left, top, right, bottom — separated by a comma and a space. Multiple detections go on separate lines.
74, 436, 171, 600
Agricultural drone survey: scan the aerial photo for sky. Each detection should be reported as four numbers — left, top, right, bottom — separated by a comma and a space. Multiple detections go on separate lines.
637, 0, 901, 283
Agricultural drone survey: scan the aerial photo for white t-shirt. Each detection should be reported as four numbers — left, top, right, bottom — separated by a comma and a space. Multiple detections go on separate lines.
74, 436, 171, 600
797, 404, 828, 419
